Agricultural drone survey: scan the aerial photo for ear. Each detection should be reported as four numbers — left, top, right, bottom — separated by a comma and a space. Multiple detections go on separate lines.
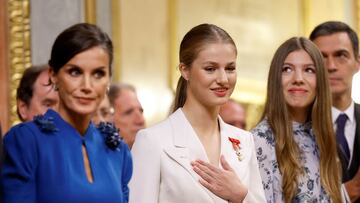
49, 68, 57, 84
356, 55, 360, 73
17, 99, 29, 121
179, 63, 190, 81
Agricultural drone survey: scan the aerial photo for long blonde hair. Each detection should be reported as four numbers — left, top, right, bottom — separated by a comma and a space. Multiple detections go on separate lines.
262, 37, 342, 203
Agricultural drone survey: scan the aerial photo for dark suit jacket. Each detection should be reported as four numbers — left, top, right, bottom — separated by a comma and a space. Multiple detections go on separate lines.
339, 103, 360, 202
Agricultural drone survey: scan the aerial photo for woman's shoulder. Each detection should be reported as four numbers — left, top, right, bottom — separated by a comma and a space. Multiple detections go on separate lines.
138, 116, 172, 137
95, 122, 130, 152
5, 119, 44, 141
250, 119, 276, 146
250, 120, 272, 136
6, 110, 63, 140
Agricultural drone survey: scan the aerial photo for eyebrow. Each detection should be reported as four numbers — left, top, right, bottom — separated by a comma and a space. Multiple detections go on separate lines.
202, 61, 236, 66
283, 62, 315, 66
322, 48, 350, 55
65, 64, 107, 70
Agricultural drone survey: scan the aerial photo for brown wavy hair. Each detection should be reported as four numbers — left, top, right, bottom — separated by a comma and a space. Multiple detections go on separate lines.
261, 37, 342, 203
171, 23, 236, 112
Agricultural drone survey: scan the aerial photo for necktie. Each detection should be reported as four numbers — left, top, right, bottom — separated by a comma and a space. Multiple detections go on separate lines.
336, 113, 350, 162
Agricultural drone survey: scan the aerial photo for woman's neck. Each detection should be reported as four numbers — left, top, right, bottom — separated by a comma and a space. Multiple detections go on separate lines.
289, 107, 309, 124
182, 99, 219, 138
58, 103, 91, 135
182, 98, 221, 166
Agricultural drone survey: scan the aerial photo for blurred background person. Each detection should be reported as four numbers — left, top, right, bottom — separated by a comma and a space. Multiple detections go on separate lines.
220, 99, 247, 129
16, 64, 59, 122
310, 21, 360, 203
92, 94, 114, 125
109, 83, 145, 148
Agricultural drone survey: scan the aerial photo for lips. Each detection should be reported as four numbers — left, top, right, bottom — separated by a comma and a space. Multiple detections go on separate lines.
211, 87, 228, 97
75, 96, 96, 104
288, 88, 307, 93
329, 77, 341, 85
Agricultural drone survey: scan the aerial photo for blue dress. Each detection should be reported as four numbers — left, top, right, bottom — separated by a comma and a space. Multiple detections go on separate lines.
251, 119, 330, 203
1, 109, 132, 203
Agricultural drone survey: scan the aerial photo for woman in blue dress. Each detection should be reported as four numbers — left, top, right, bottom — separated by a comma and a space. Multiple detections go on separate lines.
251, 37, 343, 203
1, 23, 132, 203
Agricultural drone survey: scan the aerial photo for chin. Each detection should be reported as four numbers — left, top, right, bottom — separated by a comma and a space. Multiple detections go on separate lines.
72, 107, 97, 116
208, 100, 227, 107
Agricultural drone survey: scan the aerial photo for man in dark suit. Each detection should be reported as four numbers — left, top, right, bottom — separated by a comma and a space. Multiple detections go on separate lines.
310, 21, 360, 202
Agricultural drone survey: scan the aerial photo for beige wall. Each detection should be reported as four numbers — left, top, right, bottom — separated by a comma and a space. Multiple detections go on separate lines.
112, 0, 359, 128
13, 0, 358, 129
116, 0, 173, 126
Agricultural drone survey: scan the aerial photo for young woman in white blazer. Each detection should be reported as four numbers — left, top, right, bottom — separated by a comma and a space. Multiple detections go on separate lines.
129, 23, 266, 203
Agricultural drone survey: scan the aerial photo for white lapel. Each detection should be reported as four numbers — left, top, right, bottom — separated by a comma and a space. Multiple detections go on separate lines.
164, 109, 228, 203
219, 117, 246, 180
163, 109, 206, 180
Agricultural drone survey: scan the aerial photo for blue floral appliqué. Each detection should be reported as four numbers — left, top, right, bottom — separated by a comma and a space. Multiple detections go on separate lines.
97, 122, 122, 150
34, 115, 58, 133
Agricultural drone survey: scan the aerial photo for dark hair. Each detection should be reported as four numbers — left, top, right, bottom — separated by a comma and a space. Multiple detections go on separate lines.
16, 64, 50, 120
49, 23, 113, 75
108, 83, 136, 106
309, 21, 359, 57
172, 23, 237, 112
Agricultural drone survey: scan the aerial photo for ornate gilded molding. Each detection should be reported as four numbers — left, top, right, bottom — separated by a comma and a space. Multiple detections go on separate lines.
354, 0, 360, 32
8, 0, 31, 125
85, 0, 97, 24
111, 0, 121, 82
168, 0, 178, 91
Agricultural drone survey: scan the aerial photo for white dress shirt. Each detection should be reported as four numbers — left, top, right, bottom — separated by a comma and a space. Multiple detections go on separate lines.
332, 101, 357, 166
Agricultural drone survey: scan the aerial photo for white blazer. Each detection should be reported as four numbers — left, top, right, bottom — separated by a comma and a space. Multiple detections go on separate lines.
129, 109, 266, 203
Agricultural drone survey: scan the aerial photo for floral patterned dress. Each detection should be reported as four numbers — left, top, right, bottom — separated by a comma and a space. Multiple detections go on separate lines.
251, 119, 330, 203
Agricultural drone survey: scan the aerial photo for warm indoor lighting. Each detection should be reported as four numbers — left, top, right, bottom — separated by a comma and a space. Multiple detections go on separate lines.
352, 72, 360, 103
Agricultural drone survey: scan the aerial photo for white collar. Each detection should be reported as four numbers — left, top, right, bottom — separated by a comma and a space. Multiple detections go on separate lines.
332, 101, 355, 123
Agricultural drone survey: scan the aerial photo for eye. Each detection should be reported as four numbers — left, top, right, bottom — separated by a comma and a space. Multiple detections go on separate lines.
42, 100, 56, 108
68, 67, 82, 77
282, 65, 292, 73
225, 65, 236, 72
336, 51, 349, 59
93, 69, 106, 79
123, 108, 134, 116
204, 66, 216, 72
305, 66, 316, 73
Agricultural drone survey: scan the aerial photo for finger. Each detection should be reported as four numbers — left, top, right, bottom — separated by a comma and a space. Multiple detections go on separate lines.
193, 162, 218, 178
220, 155, 233, 172
194, 159, 221, 174
193, 165, 214, 184
194, 161, 222, 179
198, 177, 216, 192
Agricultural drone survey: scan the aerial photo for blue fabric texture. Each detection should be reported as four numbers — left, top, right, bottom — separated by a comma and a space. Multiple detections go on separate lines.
1, 109, 132, 203
251, 119, 330, 203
